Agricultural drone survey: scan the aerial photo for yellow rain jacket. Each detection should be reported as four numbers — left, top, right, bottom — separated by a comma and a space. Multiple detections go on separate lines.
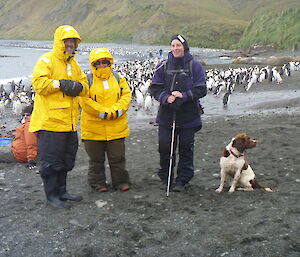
29, 25, 88, 133
80, 48, 131, 141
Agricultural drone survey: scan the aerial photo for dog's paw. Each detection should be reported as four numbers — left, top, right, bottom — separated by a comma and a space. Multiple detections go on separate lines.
228, 188, 235, 193
237, 187, 253, 191
215, 188, 223, 193
265, 187, 275, 192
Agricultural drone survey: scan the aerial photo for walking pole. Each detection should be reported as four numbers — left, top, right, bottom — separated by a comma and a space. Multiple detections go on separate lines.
166, 113, 176, 197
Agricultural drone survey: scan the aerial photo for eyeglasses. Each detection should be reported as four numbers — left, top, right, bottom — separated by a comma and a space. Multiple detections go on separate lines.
93, 60, 111, 66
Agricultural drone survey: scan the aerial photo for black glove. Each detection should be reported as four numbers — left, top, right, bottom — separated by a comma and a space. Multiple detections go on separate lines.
169, 98, 184, 110
26, 160, 37, 170
59, 80, 83, 97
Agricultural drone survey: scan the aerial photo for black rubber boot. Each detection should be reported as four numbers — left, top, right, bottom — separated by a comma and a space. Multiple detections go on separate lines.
42, 175, 71, 209
57, 171, 83, 201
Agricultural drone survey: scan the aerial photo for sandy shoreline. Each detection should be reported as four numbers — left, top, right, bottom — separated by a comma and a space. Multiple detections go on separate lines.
1, 113, 299, 257
0, 70, 300, 257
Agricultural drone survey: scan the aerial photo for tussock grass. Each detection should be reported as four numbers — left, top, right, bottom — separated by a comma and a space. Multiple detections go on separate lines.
0, 0, 298, 50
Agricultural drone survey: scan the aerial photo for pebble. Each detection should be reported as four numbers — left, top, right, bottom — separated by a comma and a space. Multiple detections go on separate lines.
95, 200, 107, 208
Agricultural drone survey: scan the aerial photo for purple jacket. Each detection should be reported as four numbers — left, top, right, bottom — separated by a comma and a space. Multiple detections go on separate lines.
150, 51, 207, 129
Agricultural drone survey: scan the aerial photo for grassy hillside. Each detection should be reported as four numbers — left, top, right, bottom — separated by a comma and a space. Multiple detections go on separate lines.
0, 0, 299, 50
236, 8, 300, 50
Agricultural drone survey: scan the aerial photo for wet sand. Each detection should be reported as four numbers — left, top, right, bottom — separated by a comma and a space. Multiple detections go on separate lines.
0, 72, 300, 257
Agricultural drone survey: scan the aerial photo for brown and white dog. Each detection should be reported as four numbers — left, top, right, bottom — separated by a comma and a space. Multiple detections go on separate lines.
215, 133, 274, 193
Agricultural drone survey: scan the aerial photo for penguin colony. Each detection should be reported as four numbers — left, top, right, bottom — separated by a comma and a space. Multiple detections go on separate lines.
1, 50, 299, 115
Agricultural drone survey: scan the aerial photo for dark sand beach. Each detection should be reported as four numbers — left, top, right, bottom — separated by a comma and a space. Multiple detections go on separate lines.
0, 70, 299, 257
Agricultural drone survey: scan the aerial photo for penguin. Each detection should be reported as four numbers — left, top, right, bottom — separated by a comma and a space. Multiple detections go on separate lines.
223, 90, 232, 107
144, 94, 152, 110
135, 88, 144, 109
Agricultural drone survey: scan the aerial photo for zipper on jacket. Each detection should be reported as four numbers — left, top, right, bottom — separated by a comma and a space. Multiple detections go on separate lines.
71, 97, 74, 131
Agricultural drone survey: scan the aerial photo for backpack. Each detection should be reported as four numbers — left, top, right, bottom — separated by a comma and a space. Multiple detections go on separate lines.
163, 59, 194, 80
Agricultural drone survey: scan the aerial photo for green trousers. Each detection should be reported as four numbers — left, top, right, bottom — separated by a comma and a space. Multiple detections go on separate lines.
84, 138, 129, 189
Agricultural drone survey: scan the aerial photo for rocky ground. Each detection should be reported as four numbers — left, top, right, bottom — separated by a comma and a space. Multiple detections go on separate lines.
0, 71, 300, 257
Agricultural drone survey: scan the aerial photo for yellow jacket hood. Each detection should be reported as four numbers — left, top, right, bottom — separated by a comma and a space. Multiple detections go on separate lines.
89, 48, 114, 70
29, 25, 89, 133
53, 25, 81, 62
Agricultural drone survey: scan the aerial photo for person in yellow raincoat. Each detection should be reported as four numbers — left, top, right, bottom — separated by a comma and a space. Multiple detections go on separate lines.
80, 48, 131, 192
30, 25, 89, 208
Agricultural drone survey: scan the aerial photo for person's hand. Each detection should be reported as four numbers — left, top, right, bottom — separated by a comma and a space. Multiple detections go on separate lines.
172, 91, 183, 98
167, 95, 176, 103
59, 80, 83, 97
59, 79, 72, 94
169, 98, 184, 110
99, 112, 116, 120
109, 112, 115, 120
70, 81, 83, 96
26, 160, 37, 170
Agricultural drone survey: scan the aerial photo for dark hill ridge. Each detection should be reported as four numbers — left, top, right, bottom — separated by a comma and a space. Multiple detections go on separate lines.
0, 0, 299, 50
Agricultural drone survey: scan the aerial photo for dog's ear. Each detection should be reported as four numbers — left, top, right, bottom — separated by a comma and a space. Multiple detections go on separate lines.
222, 148, 230, 157
232, 137, 246, 152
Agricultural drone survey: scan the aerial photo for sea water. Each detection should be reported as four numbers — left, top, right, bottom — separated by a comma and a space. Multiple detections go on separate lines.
0, 39, 233, 81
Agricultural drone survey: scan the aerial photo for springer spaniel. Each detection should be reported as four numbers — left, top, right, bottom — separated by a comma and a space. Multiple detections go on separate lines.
215, 133, 274, 193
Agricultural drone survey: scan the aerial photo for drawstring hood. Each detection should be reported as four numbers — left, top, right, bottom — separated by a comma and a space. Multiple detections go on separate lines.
95, 67, 112, 80
52, 25, 81, 63
90, 48, 114, 80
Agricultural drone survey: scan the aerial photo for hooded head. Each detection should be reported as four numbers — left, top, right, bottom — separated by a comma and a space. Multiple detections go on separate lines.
21, 104, 34, 123
170, 34, 189, 53
53, 25, 81, 62
22, 104, 33, 116
89, 48, 114, 80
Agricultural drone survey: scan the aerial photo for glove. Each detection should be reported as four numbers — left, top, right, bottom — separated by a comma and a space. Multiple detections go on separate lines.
109, 113, 115, 120
59, 80, 83, 97
26, 160, 37, 170
99, 110, 123, 120
169, 98, 184, 110
173, 71, 189, 91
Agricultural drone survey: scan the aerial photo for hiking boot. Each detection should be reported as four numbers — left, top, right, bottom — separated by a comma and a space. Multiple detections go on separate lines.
46, 196, 72, 209
120, 185, 130, 192
60, 192, 83, 201
159, 182, 167, 190
57, 171, 82, 201
172, 184, 185, 192
42, 175, 72, 209
96, 187, 109, 192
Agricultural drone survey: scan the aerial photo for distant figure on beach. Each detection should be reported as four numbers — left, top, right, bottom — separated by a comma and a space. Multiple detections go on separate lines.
80, 48, 131, 193
150, 34, 207, 192
0, 105, 38, 170
159, 49, 163, 57
29, 25, 89, 208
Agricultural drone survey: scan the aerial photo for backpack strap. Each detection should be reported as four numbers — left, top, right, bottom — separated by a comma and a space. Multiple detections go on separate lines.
189, 59, 194, 80
87, 71, 120, 87
163, 59, 194, 80
112, 71, 120, 84
87, 73, 93, 87
113, 71, 123, 95
163, 60, 168, 74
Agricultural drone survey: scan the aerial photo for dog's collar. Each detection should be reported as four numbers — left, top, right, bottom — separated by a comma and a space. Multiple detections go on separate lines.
230, 147, 244, 158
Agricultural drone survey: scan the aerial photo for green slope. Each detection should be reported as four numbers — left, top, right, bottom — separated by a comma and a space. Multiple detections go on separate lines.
236, 8, 300, 50
0, 0, 299, 50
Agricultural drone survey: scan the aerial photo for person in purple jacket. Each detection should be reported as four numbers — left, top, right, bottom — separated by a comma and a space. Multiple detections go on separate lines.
150, 34, 207, 192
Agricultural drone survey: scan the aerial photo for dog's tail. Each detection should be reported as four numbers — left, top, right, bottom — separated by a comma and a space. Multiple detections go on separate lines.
250, 178, 274, 192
